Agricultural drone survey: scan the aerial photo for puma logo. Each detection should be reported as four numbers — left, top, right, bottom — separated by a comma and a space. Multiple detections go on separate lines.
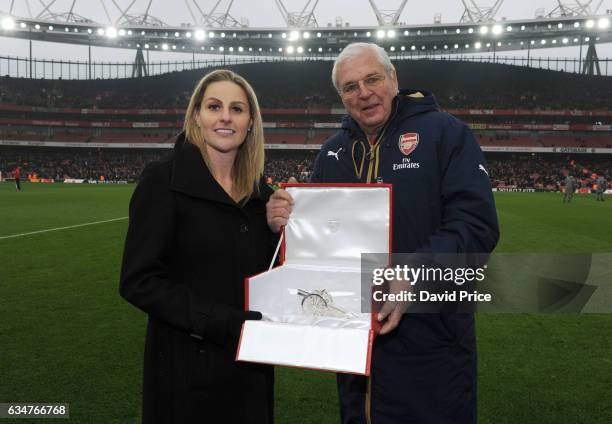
327, 148, 342, 161
478, 164, 489, 176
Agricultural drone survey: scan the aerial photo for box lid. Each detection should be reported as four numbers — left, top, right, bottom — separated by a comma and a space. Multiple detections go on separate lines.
282, 184, 391, 269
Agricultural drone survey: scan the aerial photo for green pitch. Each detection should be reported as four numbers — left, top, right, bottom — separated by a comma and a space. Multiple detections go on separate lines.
1, 183, 610, 423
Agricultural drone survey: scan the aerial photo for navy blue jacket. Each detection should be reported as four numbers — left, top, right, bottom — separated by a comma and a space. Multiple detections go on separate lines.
312, 89, 499, 424
312, 89, 499, 255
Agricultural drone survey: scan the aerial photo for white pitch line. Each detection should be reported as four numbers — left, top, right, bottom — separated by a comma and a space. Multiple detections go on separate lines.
0, 217, 128, 240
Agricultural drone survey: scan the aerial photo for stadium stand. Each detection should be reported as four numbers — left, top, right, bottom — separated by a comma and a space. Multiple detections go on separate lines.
0, 61, 610, 189
93, 132, 172, 144
2, 60, 611, 110
476, 134, 540, 147
539, 135, 612, 148
1, 146, 610, 190
264, 132, 307, 144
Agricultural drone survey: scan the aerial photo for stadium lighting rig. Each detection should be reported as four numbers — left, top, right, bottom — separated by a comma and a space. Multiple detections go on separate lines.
0, 0, 611, 77
1, 14, 610, 55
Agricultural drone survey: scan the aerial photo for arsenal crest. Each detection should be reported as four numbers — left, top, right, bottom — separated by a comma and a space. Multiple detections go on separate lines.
399, 133, 419, 155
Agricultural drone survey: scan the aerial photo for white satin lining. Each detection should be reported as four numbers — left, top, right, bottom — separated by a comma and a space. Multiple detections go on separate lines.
284, 186, 390, 268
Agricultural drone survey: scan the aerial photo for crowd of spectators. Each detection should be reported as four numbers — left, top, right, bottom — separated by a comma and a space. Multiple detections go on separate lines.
487, 154, 611, 190
0, 147, 167, 182
1, 147, 609, 190
2, 60, 610, 110
264, 151, 317, 182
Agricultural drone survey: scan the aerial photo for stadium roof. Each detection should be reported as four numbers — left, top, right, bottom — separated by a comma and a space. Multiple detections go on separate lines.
0, 1, 611, 56
0, 15, 610, 55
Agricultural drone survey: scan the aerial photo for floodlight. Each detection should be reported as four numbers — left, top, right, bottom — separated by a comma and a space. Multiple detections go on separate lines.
106, 27, 117, 38
1, 17, 15, 30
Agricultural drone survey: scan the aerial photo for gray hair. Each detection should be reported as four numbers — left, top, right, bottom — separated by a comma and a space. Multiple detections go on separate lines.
331, 42, 396, 91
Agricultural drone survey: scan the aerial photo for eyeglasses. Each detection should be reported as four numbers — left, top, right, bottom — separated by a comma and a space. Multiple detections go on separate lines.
338, 74, 386, 97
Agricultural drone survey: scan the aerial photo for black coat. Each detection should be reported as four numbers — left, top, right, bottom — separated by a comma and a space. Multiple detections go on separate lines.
120, 133, 275, 423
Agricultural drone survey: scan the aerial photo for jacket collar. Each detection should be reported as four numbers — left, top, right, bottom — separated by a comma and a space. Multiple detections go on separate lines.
170, 131, 241, 206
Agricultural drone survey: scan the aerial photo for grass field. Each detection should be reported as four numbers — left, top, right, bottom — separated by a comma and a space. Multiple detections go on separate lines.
1, 182, 611, 423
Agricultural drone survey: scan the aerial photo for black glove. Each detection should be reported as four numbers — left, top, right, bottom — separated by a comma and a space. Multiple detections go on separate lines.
228, 310, 263, 339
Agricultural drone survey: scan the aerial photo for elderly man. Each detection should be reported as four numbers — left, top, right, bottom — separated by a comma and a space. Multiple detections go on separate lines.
267, 42, 499, 423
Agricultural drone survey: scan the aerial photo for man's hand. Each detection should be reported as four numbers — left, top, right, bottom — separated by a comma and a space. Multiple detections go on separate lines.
266, 189, 294, 233
377, 279, 411, 335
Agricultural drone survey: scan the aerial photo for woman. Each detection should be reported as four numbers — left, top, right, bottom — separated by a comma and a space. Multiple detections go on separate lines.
120, 69, 275, 423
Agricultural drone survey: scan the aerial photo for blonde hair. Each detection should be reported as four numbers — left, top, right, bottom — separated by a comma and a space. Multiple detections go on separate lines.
184, 69, 265, 202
